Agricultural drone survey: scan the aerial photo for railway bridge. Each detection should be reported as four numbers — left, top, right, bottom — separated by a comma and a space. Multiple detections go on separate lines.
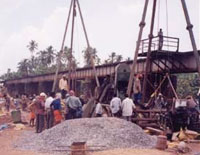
4, 49, 199, 96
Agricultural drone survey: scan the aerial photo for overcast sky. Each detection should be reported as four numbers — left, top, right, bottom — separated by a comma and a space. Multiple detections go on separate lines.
0, 0, 199, 75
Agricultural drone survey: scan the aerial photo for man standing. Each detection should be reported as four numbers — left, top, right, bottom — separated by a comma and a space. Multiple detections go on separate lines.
95, 100, 103, 117
45, 92, 55, 129
59, 75, 69, 99
158, 28, 164, 51
66, 90, 82, 119
122, 94, 136, 121
34, 93, 46, 133
51, 93, 62, 125
110, 94, 122, 117
133, 74, 142, 105
4, 94, 11, 112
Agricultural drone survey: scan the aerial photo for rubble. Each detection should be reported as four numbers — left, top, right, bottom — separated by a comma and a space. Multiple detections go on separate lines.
14, 117, 156, 154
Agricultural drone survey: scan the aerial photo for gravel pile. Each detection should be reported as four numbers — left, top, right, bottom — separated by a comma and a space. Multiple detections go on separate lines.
14, 117, 157, 154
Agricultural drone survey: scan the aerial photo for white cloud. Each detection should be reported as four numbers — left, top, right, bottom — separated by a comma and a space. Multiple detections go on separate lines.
0, 0, 199, 75
0, 6, 69, 74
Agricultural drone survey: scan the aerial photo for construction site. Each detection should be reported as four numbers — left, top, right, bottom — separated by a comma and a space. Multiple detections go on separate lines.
0, 0, 200, 155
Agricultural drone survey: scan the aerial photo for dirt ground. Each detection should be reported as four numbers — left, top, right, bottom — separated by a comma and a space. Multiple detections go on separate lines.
0, 112, 200, 155
0, 128, 46, 155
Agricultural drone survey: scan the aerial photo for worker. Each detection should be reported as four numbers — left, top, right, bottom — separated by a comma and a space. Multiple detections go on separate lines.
0, 93, 5, 114
14, 95, 21, 110
95, 100, 103, 117
21, 94, 28, 111
133, 74, 142, 105
110, 94, 122, 117
51, 93, 62, 125
186, 95, 197, 109
45, 92, 55, 129
158, 28, 164, 51
59, 74, 69, 99
65, 90, 82, 119
154, 93, 165, 109
28, 99, 36, 127
121, 94, 136, 121
4, 94, 11, 112
34, 93, 46, 133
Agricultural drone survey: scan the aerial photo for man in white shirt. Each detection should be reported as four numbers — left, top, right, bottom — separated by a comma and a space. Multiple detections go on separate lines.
121, 94, 136, 121
59, 75, 69, 99
110, 94, 122, 117
95, 100, 103, 117
45, 92, 55, 129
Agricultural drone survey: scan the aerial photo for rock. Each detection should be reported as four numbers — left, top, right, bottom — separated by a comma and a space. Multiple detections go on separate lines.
14, 117, 156, 154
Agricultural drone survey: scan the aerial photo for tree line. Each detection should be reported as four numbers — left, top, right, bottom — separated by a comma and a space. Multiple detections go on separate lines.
1, 40, 129, 80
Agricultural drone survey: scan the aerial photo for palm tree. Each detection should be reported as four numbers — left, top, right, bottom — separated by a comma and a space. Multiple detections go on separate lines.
116, 55, 123, 62
27, 40, 38, 72
46, 46, 55, 66
27, 40, 38, 57
109, 52, 116, 63
82, 47, 100, 67
17, 59, 31, 76
126, 57, 131, 61
37, 50, 48, 66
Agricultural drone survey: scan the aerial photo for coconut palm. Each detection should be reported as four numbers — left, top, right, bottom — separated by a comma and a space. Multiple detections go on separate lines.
82, 47, 100, 67
17, 59, 31, 76
27, 40, 38, 57
109, 52, 116, 63
116, 55, 123, 62
46, 46, 55, 66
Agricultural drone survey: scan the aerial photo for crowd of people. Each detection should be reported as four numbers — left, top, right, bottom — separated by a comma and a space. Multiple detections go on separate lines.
27, 90, 83, 133
1, 73, 200, 134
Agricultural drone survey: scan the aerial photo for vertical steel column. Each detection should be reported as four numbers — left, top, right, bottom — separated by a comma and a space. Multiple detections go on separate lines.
142, 0, 157, 103
76, 0, 100, 87
69, 0, 76, 90
180, 0, 200, 77
52, 0, 73, 92
127, 0, 149, 96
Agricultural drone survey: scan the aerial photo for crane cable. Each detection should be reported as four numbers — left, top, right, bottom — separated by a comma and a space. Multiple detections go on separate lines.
157, 0, 161, 32
166, 0, 169, 50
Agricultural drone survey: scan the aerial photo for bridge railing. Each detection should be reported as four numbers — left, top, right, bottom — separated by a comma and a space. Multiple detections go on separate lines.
139, 36, 180, 54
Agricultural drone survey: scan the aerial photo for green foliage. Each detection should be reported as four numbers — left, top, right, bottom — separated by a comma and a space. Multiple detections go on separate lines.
103, 52, 123, 64
176, 73, 200, 98
82, 47, 100, 67
0, 41, 85, 81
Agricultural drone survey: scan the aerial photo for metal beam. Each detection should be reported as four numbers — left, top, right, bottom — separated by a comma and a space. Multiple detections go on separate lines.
142, 0, 157, 103
180, 0, 200, 78
76, 0, 100, 88
127, 0, 149, 96
52, 0, 73, 92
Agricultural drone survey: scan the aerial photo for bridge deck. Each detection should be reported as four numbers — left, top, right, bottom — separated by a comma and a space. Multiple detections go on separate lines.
5, 50, 199, 85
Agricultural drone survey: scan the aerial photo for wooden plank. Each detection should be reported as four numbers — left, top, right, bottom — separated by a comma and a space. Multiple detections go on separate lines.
134, 109, 166, 113
132, 118, 158, 121
146, 127, 163, 135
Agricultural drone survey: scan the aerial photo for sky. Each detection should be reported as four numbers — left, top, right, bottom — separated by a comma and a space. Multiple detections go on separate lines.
0, 0, 199, 75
